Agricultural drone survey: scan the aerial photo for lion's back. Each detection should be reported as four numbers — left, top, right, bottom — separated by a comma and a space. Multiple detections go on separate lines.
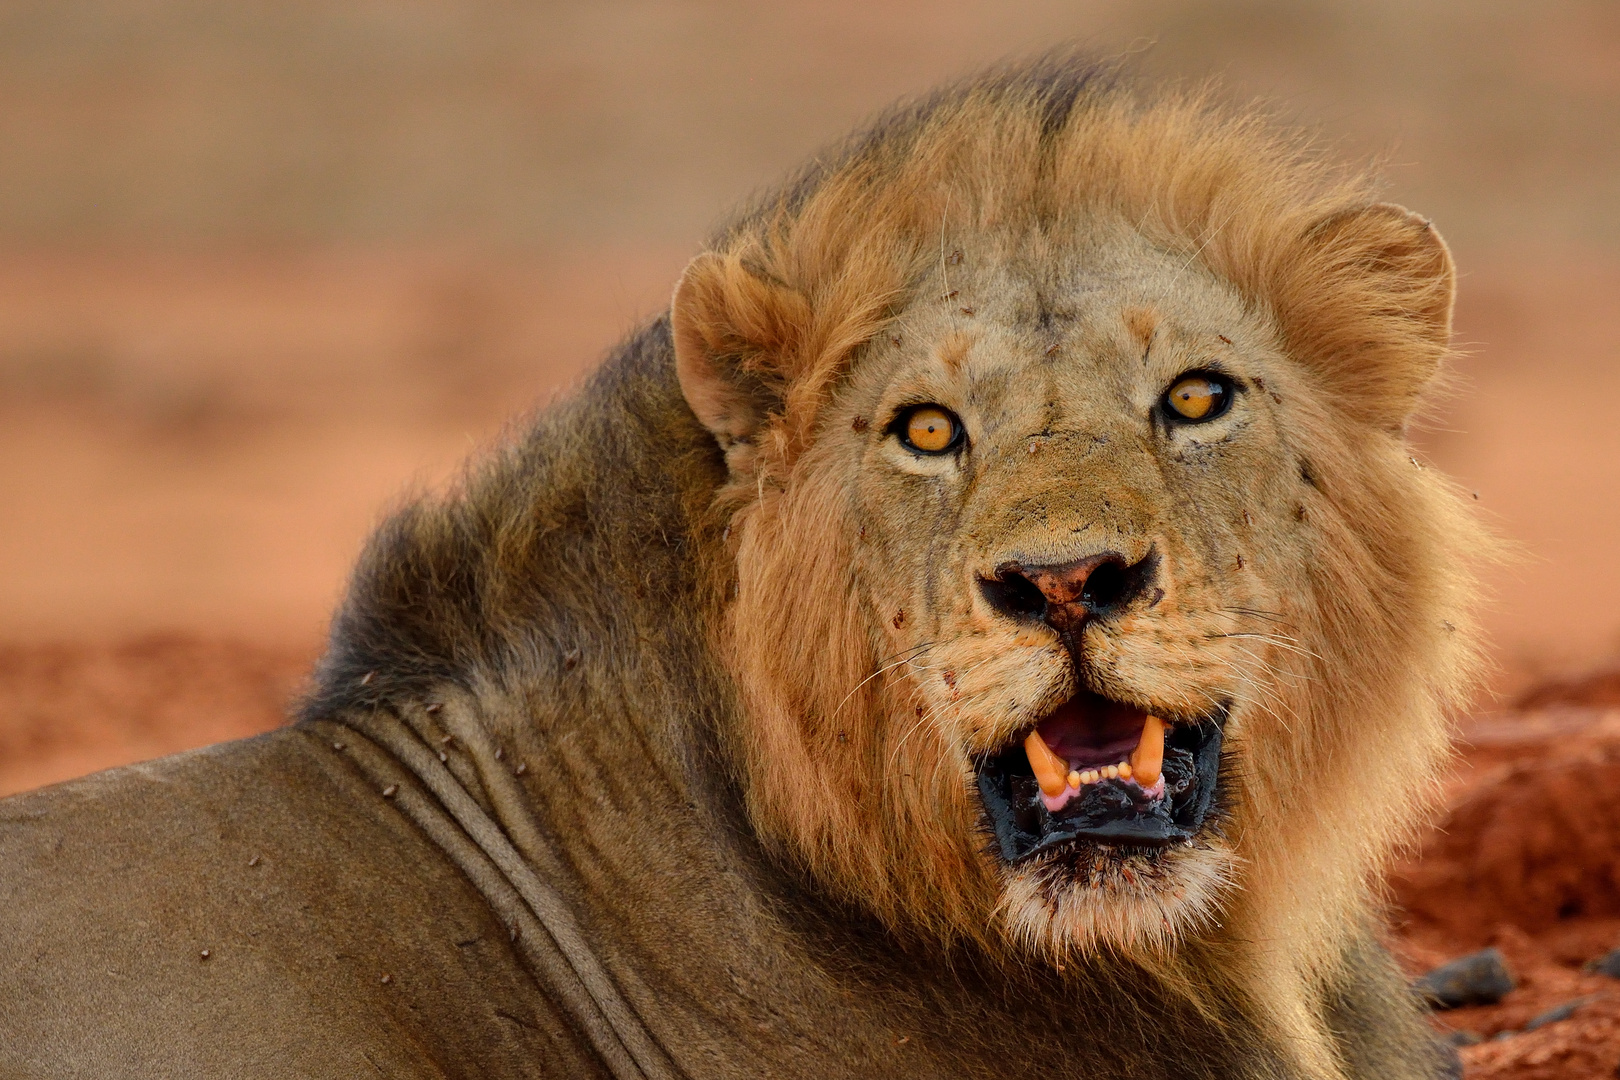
0, 727, 600, 1078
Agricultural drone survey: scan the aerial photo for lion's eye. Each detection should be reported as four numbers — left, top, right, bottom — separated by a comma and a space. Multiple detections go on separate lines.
1163, 373, 1232, 422
900, 405, 960, 454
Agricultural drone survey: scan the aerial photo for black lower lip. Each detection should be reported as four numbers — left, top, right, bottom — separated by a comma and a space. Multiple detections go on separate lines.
974, 707, 1226, 862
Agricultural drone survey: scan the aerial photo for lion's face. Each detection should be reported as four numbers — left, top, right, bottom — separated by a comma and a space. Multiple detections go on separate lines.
670, 88, 1477, 968
826, 237, 1314, 951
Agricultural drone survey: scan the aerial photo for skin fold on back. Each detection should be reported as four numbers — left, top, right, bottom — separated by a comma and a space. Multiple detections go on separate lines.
0, 56, 1481, 1079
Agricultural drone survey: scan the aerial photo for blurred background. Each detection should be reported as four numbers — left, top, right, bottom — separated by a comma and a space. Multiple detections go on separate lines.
0, 2, 1613, 777
3, 2, 1620, 1069
3, 0, 1619, 789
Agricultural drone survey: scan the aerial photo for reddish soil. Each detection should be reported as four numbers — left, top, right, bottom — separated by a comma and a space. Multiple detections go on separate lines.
0, 636, 315, 796
1391, 693, 1620, 1078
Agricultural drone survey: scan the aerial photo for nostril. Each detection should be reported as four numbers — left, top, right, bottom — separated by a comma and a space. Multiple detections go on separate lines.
1079, 558, 1130, 612
979, 569, 1048, 622
1080, 550, 1156, 616
981, 549, 1158, 627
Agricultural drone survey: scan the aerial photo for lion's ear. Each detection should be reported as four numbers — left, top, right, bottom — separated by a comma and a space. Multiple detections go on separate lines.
671, 251, 810, 454
1282, 202, 1455, 432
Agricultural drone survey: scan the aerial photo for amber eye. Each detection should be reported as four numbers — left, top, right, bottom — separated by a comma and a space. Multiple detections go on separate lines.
1163, 372, 1232, 422
899, 405, 960, 454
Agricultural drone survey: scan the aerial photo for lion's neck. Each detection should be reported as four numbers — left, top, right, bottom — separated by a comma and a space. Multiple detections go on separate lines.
304, 321, 1316, 1079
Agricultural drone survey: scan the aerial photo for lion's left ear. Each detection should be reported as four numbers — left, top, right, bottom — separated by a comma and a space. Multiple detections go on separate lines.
671, 251, 810, 463
1279, 202, 1455, 432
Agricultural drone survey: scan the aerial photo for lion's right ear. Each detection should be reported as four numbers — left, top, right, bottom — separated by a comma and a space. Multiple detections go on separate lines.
1280, 202, 1456, 432
671, 251, 810, 458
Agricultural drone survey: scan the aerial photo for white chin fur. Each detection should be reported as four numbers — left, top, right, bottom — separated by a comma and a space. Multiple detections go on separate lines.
996, 841, 1237, 959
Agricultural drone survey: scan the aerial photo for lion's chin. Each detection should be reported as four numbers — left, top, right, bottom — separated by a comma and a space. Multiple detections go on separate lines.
998, 840, 1237, 957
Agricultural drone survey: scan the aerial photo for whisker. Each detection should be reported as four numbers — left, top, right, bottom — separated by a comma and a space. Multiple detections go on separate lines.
888, 702, 949, 773
1216, 606, 1287, 624
1222, 640, 1306, 681
1172, 200, 1246, 281
832, 641, 935, 720
884, 650, 1008, 772
1206, 631, 1322, 663
874, 640, 937, 669
1218, 644, 1302, 734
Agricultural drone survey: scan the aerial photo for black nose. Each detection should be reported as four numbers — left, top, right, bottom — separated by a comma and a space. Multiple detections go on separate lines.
979, 550, 1156, 631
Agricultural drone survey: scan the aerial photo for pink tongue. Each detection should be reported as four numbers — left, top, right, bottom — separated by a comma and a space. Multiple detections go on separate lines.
1037, 694, 1146, 767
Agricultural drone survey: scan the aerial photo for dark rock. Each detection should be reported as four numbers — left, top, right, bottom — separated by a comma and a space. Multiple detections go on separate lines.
1415, 948, 1517, 1009
1585, 948, 1620, 978
1522, 997, 1591, 1032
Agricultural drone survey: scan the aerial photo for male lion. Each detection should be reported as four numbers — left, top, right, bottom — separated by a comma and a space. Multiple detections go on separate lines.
1, 58, 1481, 1079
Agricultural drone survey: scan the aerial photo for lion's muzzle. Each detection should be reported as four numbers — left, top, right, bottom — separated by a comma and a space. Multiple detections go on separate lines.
971, 544, 1222, 860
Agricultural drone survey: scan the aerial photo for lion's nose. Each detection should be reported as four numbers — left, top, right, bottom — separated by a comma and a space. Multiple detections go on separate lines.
979, 551, 1156, 632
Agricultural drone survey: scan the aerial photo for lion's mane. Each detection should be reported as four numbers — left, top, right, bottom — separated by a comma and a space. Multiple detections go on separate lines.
305, 55, 1486, 1079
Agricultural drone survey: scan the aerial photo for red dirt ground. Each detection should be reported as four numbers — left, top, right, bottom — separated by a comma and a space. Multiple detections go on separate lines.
1389, 686, 1620, 1079
0, 636, 316, 796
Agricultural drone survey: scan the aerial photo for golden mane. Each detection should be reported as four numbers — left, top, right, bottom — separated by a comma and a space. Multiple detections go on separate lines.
671, 56, 1488, 1076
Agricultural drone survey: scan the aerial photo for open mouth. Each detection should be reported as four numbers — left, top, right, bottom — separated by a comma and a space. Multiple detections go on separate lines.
974, 692, 1226, 863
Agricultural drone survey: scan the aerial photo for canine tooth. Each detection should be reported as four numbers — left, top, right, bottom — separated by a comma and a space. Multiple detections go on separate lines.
1131, 715, 1166, 788
1024, 730, 1069, 798
1067, 770, 1082, 790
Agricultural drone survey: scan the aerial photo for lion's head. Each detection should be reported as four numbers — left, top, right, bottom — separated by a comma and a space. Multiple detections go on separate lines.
670, 63, 1485, 980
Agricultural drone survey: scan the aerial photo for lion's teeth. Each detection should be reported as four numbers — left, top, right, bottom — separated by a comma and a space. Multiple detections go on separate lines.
1130, 715, 1166, 788
1031, 720, 1166, 802
1024, 729, 1069, 798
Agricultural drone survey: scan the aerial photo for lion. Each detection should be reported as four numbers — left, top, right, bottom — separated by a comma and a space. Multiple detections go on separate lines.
0, 57, 1481, 1079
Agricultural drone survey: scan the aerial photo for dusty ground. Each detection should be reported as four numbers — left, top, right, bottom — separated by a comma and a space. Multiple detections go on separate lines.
1392, 671, 1620, 1079
0, 635, 314, 796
